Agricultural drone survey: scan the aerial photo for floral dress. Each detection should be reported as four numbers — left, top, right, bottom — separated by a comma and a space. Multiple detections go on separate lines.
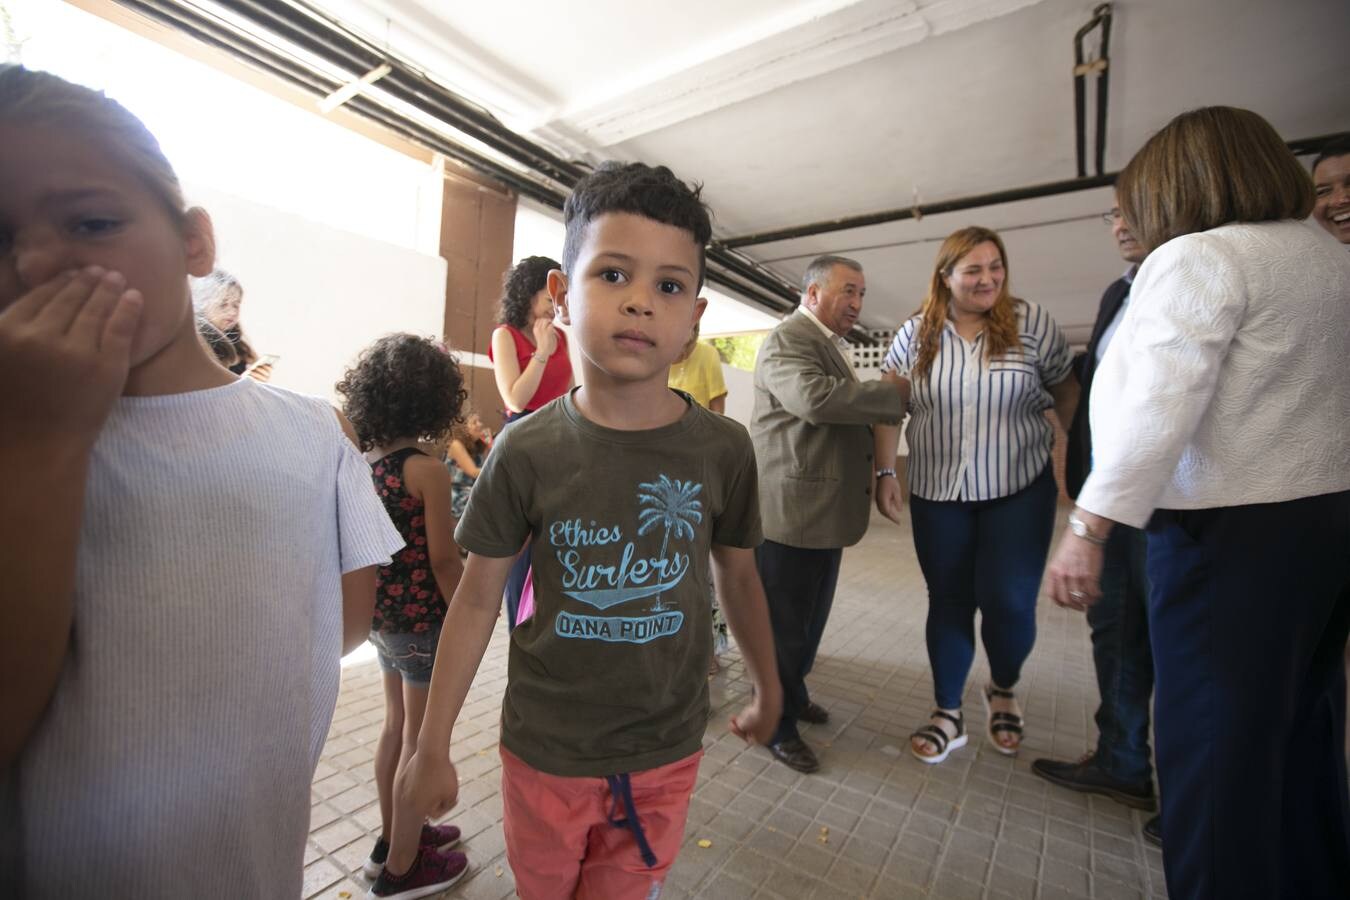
370, 448, 447, 634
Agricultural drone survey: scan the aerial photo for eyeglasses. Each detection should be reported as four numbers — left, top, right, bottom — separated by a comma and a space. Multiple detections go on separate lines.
1101, 209, 1124, 225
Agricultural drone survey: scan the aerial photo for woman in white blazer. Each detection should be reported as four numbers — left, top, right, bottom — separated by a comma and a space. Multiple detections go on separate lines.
1045, 107, 1350, 900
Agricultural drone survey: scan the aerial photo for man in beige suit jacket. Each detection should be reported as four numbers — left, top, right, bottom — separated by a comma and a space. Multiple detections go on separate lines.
750, 255, 910, 773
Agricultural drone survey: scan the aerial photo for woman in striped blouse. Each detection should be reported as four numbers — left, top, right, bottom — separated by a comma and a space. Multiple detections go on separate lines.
874, 226, 1078, 764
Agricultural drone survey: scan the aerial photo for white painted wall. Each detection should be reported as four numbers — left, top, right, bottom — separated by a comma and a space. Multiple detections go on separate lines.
512, 201, 567, 263
12, 0, 452, 405
15, 0, 445, 257
720, 363, 755, 428
189, 181, 448, 404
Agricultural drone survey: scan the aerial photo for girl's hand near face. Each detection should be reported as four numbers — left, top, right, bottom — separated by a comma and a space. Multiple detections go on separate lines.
0, 268, 142, 764
0, 267, 142, 447
531, 315, 558, 357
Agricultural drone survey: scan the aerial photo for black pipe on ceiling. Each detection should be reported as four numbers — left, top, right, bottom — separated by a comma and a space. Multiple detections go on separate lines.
1073, 3, 1112, 179
119, 0, 338, 95
1094, 9, 1112, 177
717, 126, 1350, 251
112, 0, 812, 323
709, 250, 801, 304
1287, 133, 1350, 158
718, 174, 1118, 250
224, 0, 805, 311
704, 266, 796, 315
117, 0, 571, 209
221, 0, 588, 186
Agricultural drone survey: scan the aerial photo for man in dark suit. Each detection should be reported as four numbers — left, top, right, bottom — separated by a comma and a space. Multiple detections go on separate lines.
1033, 202, 1161, 843
749, 255, 909, 773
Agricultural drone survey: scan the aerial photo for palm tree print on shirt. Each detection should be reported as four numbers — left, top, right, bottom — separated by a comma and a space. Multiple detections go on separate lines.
636, 475, 704, 612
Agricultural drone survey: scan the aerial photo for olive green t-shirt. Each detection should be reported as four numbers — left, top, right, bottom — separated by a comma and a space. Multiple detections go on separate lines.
455, 390, 762, 777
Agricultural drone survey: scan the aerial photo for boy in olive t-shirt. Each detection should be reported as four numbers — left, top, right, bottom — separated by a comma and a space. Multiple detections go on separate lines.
374, 162, 782, 900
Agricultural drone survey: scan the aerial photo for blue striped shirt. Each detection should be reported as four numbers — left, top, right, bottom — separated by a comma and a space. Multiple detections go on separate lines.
882, 300, 1072, 502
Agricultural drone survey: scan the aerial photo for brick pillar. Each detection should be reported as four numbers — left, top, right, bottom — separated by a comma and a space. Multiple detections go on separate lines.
439, 173, 517, 434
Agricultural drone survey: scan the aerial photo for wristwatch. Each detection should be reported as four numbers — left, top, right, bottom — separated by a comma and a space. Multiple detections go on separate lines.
875, 467, 897, 479
1067, 512, 1107, 546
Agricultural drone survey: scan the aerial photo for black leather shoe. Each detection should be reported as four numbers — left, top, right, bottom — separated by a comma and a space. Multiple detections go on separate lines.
1143, 814, 1162, 847
769, 737, 820, 773
1031, 753, 1157, 811
799, 701, 830, 724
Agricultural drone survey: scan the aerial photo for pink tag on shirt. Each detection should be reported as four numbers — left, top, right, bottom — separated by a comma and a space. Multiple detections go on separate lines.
517, 566, 535, 626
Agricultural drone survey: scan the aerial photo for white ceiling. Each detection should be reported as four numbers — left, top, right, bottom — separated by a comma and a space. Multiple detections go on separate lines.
317, 0, 1350, 340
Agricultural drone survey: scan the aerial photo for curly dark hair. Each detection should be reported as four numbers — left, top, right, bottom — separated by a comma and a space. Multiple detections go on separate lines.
562, 161, 712, 290
497, 255, 560, 330
335, 334, 467, 452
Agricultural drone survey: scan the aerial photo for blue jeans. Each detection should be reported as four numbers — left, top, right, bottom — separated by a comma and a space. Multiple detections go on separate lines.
910, 465, 1057, 710
1086, 524, 1153, 782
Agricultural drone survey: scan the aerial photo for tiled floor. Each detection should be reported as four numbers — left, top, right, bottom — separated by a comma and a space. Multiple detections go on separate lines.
304, 508, 1167, 899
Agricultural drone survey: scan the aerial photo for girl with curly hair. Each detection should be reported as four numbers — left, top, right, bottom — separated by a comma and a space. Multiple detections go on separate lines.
489, 255, 572, 418
335, 333, 471, 887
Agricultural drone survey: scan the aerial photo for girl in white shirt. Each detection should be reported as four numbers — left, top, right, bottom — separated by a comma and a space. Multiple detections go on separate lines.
0, 66, 403, 898
1045, 106, 1350, 900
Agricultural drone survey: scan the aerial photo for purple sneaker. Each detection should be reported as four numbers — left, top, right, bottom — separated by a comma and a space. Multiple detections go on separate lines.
419, 822, 462, 851
362, 824, 463, 879
366, 846, 468, 899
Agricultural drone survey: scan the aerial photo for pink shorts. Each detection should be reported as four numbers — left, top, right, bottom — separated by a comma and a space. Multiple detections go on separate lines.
499, 745, 703, 900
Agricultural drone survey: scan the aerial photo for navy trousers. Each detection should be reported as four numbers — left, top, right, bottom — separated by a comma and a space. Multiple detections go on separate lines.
1086, 524, 1153, 782
1147, 490, 1350, 900
755, 540, 842, 744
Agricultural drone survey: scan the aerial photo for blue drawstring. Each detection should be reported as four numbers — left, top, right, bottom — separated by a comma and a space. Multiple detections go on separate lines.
604, 773, 658, 868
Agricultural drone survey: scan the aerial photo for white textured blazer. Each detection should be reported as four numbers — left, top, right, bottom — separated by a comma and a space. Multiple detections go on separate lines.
1077, 220, 1350, 528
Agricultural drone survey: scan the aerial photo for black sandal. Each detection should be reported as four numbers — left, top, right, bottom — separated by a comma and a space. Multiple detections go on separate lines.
910, 710, 968, 764
983, 684, 1023, 756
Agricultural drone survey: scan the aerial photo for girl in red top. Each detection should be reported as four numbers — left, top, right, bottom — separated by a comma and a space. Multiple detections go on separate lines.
490, 257, 575, 631
489, 256, 573, 420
